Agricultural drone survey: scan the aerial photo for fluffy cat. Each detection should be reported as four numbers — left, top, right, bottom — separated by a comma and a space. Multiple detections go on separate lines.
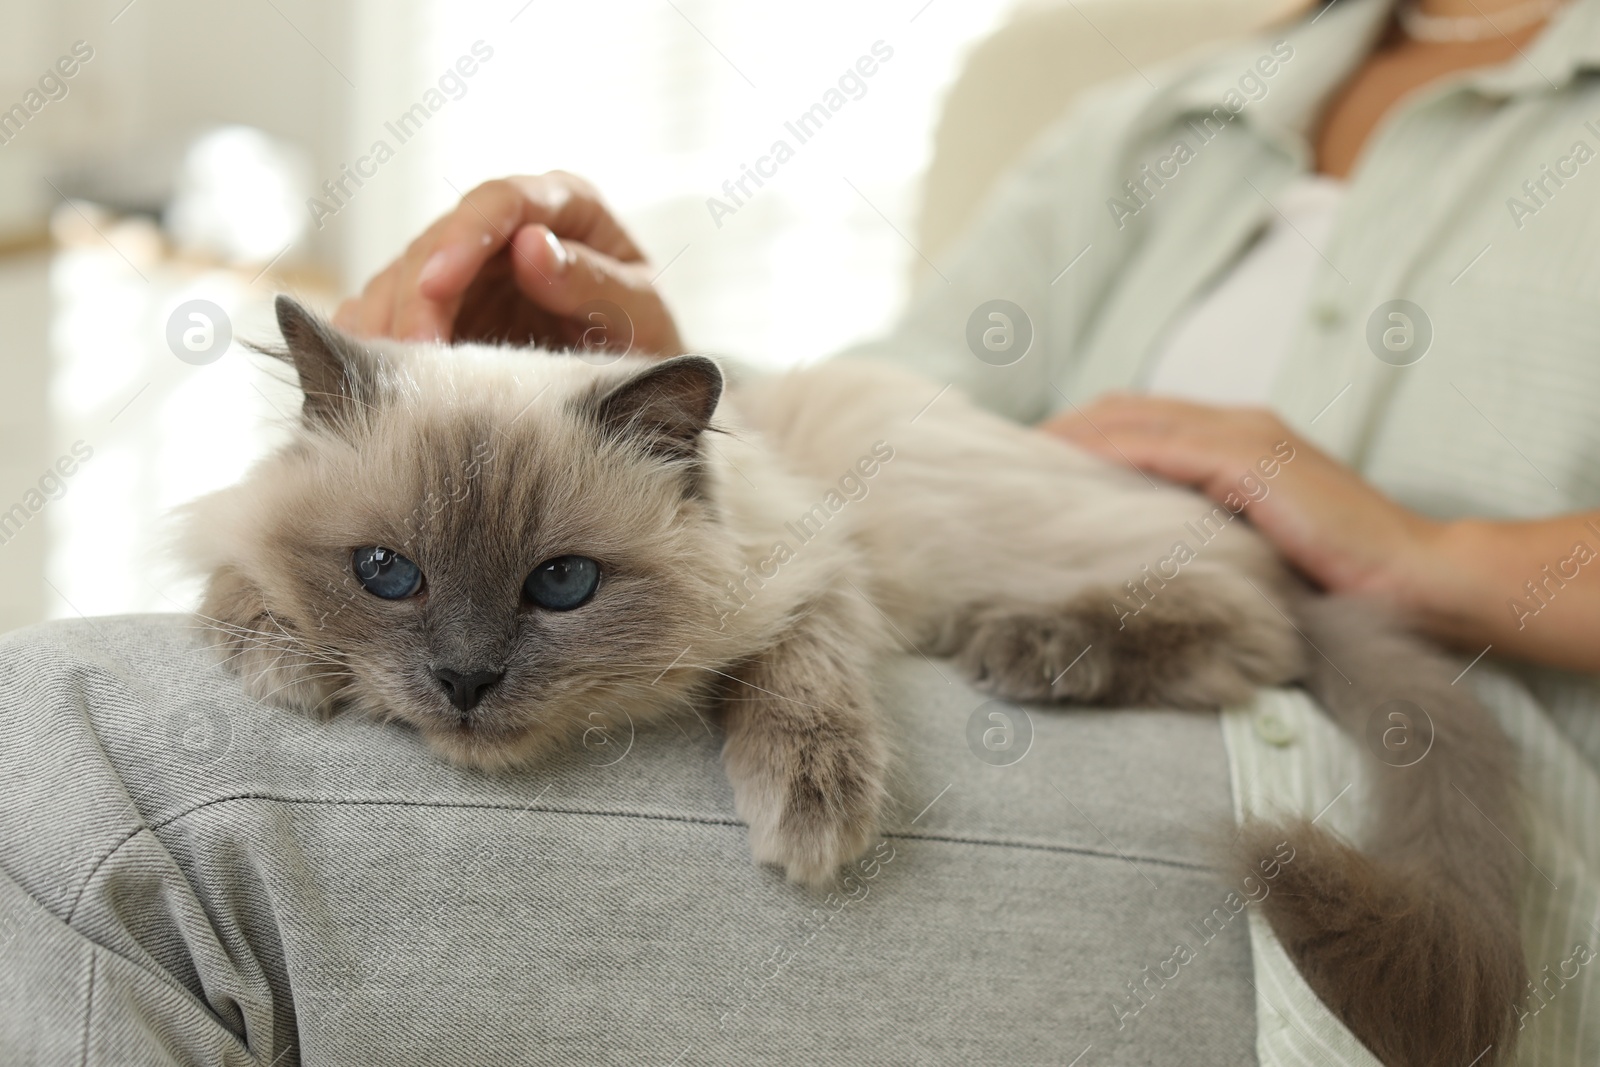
184, 298, 1525, 1067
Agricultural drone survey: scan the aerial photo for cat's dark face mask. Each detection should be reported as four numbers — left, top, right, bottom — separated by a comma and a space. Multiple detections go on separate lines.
202, 297, 730, 768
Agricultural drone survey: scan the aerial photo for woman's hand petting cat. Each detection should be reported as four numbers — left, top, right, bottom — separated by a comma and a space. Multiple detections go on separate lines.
1042, 394, 1440, 605
334, 172, 683, 356
1043, 394, 1600, 672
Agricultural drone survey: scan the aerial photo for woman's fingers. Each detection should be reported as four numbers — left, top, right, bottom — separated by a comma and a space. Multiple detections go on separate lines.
1047, 395, 1291, 495
1078, 429, 1236, 483
505, 225, 682, 355
387, 181, 534, 340
1059, 393, 1262, 436
512, 171, 645, 263
1042, 394, 1435, 598
336, 172, 671, 348
344, 261, 402, 338
332, 297, 361, 333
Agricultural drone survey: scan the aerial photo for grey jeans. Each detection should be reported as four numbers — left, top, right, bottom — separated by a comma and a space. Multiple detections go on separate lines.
0, 615, 1256, 1065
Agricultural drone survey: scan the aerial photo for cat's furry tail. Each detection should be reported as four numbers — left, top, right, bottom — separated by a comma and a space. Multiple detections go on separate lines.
1239, 595, 1526, 1067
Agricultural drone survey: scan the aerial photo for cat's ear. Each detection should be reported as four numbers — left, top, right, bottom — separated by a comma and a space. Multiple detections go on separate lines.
270, 295, 383, 431
591, 355, 724, 461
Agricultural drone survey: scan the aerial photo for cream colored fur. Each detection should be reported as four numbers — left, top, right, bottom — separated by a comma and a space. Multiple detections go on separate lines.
184, 299, 1524, 1064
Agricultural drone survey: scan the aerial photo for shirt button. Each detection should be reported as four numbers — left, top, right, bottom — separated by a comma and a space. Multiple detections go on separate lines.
1310, 301, 1342, 331
1253, 709, 1296, 747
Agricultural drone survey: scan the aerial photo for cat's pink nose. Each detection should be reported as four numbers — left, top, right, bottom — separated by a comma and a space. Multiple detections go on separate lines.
433, 667, 504, 712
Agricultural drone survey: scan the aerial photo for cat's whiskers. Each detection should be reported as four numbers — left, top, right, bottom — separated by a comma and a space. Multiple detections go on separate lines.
253, 668, 355, 707
580, 658, 821, 710
192, 610, 351, 662
201, 628, 333, 659
317, 677, 361, 700
207, 636, 348, 678
193, 614, 314, 648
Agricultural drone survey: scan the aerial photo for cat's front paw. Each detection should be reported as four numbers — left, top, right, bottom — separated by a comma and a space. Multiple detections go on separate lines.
741, 761, 883, 887
716, 600, 890, 888
722, 700, 888, 888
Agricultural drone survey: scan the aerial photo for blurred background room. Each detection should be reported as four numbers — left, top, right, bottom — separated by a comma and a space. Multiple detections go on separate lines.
0, 0, 1293, 634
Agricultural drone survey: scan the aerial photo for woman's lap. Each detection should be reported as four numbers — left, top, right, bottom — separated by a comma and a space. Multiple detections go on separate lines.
0, 615, 1256, 1065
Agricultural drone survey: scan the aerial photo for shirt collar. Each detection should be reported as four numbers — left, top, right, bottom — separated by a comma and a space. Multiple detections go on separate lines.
1160, 0, 1600, 162
1469, 0, 1600, 94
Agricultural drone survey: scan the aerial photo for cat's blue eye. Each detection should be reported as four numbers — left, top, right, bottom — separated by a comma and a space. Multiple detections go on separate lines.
524, 555, 600, 611
351, 546, 423, 600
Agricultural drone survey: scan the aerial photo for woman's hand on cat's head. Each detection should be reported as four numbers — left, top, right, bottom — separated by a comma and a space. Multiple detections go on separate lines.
333, 172, 684, 356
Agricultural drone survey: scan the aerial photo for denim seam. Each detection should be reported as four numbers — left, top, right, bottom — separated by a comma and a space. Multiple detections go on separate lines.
146, 792, 1213, 873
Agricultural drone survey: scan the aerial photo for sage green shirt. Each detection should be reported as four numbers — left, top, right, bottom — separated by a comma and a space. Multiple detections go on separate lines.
851, 0, 1600, 1060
